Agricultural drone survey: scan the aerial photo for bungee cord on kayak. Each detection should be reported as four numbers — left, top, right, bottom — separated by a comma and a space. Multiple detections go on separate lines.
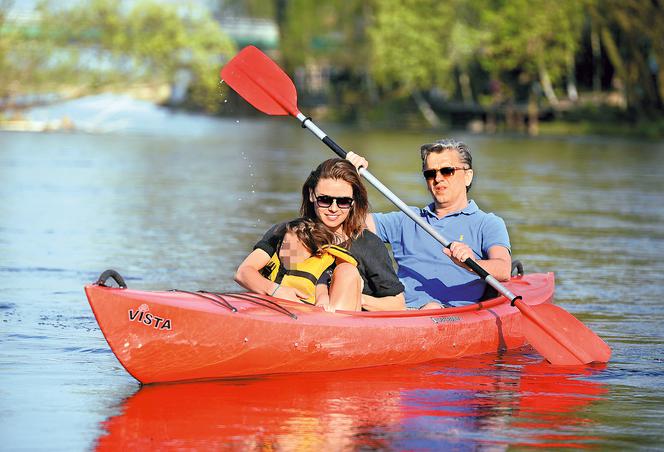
169, 290, 237, 313
225, 292, 299, 319
170, 289, 298, 319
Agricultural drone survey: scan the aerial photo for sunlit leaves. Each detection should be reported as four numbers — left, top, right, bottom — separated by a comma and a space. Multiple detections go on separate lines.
3, 0, 235, 111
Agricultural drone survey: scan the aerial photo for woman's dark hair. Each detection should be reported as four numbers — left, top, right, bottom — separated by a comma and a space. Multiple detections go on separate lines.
300, 158, 369, 243
283, 217, 335, 255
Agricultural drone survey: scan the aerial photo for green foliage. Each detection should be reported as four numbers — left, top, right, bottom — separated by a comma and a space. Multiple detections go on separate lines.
2, 0, 235, 112
589, 0, 664, 114
369, 0, 456, 92
2, 0, 662, 120
280, 0, 359, 68
480, 0, 583, 78
367, 0, 586, 103
216, 0, 275, 19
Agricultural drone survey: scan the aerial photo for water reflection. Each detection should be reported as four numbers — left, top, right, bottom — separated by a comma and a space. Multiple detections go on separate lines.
95, 352, 606, 450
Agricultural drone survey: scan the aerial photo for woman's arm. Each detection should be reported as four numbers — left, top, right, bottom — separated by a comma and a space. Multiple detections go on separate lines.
235, 249, 310, 301
361, 292, 406, 311
234, 248, 277, 295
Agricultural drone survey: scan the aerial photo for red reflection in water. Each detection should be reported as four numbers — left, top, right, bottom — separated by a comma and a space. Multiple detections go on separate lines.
96, 350, 607, 450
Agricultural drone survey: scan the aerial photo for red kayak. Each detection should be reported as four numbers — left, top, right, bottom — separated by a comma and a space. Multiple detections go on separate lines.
85, 270, 555, 384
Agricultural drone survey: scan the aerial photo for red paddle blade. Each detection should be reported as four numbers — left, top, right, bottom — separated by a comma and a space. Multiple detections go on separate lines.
220, 46, 299, 117
517, 301, 611, 365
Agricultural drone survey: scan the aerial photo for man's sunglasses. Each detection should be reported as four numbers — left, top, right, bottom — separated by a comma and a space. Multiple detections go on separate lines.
422, 166, 468, 180
315, 194, 354, 209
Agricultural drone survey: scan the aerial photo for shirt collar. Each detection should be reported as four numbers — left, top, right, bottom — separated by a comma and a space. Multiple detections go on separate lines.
423, 200, 478, 218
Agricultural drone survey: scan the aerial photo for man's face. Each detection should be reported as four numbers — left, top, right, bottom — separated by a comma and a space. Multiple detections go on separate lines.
423, 150, 473, 209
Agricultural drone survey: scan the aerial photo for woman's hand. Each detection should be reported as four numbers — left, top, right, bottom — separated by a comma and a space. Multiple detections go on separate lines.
346, 151, 368, 172
273, 284, 309, 302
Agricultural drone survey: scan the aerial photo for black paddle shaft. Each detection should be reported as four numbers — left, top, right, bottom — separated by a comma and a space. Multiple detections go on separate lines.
322, 136, 347, 159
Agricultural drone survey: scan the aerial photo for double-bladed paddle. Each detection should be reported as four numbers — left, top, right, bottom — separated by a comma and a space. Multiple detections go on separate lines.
220, 45, 611, 366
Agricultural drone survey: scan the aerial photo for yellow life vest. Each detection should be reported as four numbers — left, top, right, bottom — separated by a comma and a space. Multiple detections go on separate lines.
262, 244, 357, 305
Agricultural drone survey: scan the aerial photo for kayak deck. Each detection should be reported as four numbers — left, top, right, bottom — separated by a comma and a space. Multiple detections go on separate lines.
85, 272, 554, 383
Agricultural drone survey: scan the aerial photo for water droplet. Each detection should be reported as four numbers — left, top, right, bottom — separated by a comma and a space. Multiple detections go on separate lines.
224, 99, 228, 103
235, 120, 240, 124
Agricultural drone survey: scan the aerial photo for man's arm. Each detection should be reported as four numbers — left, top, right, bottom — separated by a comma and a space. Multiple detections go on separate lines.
365, 213, 377, 233
484, 245, 512, 281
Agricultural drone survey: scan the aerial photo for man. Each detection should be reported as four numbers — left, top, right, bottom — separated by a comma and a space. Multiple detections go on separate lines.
348, 139, 511, 309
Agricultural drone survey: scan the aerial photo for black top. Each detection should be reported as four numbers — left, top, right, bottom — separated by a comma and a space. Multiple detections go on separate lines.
254, 224, 404, 298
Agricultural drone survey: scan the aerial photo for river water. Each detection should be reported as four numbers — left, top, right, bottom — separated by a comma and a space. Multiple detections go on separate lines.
1, 101, 664, 450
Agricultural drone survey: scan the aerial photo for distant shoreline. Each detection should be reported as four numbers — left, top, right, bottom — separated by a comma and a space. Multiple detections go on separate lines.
3, 92, 663, 140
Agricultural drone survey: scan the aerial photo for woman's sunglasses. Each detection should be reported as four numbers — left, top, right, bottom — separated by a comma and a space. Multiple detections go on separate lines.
315, 194, 354, 209
422, 166, 468, 180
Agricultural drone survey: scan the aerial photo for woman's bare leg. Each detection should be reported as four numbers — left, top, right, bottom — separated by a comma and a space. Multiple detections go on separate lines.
328, 263, 362, 311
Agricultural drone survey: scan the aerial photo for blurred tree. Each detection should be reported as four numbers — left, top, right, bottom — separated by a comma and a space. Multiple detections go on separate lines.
213, 0, 275, 19
368, 0, 455, 95
3, 0, 235, 112
588, 0, 664, 115
5, 0, 661, 122
277, 0, 373, 117
0, 0, 65, 102
479, 0, 585, 109
367, 0, 462, 125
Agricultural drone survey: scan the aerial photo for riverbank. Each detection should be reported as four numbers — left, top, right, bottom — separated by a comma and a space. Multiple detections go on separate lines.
3, 90, 663, 140
345, 95, 664, 140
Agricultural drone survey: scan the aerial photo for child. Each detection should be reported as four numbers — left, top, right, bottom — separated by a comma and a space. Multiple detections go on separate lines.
260, 218, 357, 309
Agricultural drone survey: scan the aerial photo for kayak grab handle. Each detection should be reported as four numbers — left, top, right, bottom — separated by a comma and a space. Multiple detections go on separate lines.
511, 260, 524, 277
95, 269, 127, 289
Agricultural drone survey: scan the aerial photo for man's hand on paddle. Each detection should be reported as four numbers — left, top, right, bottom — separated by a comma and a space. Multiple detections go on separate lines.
443, 242, 475, 270
346, 152, 368, 172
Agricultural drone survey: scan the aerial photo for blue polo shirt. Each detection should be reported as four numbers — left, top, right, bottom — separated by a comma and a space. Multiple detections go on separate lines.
372, 200, 510, 308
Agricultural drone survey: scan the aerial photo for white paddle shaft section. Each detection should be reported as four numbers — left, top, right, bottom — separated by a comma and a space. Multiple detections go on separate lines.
297, 113, 327, 140
297, 113, 518, 303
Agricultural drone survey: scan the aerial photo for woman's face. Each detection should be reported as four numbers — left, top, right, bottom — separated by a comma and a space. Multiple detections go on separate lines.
310, 178, 354, 234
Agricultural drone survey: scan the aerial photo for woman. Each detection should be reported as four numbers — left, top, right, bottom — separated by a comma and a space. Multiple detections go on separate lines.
235, 158, 405, 311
